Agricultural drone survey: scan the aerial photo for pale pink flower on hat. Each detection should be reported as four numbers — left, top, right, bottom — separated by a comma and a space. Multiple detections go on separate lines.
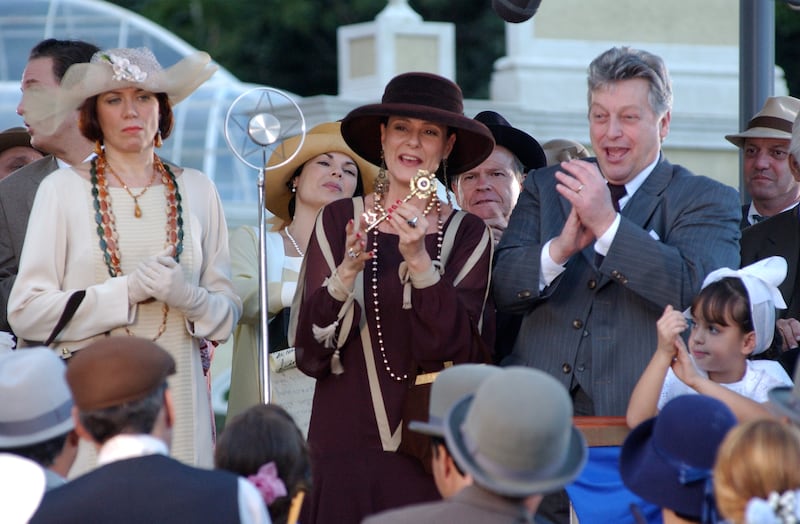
101, 53, 147, 83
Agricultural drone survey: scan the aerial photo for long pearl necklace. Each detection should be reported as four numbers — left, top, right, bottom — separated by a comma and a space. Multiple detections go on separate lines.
370, 192, 443, 382
284, 226, 304, 256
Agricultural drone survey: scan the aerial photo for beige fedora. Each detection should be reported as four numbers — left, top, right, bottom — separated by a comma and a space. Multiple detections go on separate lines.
725, 96, 800, 147
23, 47, 217, 136
264, 121, 377, 225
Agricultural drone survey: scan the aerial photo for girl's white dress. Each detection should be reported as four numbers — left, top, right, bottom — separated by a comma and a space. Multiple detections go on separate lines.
658, 358, 793, 410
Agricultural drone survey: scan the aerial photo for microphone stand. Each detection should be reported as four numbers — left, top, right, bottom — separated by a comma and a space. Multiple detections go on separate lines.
257, 157, 271, 404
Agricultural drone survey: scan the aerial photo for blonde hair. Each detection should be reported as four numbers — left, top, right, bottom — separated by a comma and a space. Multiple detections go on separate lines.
713, 419, 800, 523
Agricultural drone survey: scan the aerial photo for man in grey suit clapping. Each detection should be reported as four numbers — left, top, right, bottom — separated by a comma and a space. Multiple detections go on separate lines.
492, 46, 741, 418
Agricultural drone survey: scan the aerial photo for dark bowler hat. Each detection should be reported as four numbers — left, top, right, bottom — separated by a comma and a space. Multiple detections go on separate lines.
66, 337, 176, 411
473, 111, 546, 171
341, 72, 495, 179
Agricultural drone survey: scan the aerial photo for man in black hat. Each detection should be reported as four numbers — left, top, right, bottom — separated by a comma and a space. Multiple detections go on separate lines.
451, 111, 546, 248
29, 337, 270, 524
451, 111, 546, 362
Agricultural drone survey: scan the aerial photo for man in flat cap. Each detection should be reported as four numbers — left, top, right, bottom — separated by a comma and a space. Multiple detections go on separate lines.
30, 337, 270, 524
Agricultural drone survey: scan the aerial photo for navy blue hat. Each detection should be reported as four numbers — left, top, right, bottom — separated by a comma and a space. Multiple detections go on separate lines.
473, 111, 546, 172
620, 395, 736, 522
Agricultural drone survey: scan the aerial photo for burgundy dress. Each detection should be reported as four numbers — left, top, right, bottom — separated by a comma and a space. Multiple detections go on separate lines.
294, 197, 494, 524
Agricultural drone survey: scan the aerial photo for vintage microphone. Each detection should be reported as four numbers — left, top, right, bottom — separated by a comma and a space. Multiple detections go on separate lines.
224, 88, 306, 404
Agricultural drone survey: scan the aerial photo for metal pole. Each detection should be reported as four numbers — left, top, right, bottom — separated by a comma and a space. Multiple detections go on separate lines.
739, 0, 775, 199
257, 166, 271, 404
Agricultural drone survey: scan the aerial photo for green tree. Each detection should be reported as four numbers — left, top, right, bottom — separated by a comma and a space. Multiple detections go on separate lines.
110, 0, 502, 98
776, 3, 800, 97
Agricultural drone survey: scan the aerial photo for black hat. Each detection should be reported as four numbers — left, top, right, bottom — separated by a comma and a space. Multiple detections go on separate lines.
473, 111, 546, 171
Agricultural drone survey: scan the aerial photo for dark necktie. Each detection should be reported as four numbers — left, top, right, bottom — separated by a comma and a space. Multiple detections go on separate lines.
608, 183, 627, 212
751, 214, 765, 224
595, 183, 627, 268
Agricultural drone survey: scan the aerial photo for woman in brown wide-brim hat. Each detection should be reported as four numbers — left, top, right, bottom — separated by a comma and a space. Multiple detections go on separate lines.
290, 72, 497, 523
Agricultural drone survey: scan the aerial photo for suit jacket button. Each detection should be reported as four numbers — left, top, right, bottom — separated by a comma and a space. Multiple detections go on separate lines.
517, 290, 532, 299
587, 279, 597, 289
561, 363, 572, 374
572, 319, 583, 329
611, 270, 620, 278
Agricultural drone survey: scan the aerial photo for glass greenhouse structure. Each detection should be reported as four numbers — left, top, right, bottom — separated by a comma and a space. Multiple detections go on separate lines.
0, 0, 305, 225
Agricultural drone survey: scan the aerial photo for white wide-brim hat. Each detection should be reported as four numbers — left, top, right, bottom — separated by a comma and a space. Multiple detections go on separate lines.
23, 47, 217, 135
0, 453, 45, 524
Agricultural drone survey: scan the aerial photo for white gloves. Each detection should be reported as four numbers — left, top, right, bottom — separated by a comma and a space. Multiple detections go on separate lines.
127, 267, 152, 305
139, 253, 207, 319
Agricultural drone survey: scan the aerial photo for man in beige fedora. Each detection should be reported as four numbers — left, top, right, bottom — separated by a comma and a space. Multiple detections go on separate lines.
741, 110, 800, 374
725, 95, 800, 229
364, 367, 586, 523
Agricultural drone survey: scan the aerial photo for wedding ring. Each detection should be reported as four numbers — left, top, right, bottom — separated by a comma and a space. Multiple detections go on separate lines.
576, 184, 584, 193
407, 216, 419, 228
347, 247, 360, 259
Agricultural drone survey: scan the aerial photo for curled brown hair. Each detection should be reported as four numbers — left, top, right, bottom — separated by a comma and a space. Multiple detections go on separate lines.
78, 92, 173, 144
713, 419, 800, 523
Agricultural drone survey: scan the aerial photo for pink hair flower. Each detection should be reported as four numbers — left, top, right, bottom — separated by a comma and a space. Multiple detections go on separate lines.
247, 462, 288, 506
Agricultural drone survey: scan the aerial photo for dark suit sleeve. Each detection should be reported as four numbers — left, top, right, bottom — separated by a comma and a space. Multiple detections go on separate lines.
0, 194, 16, 332
600, 171, 741, 310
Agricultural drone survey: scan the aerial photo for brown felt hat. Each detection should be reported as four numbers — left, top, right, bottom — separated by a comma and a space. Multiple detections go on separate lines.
66, 337, 176, 411
340, 72, 495, 180
0, 127, 34, 154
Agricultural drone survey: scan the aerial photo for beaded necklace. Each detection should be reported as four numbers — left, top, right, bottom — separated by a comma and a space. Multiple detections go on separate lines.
370, 191, 443, 382
284, 226, 304, 256
90, 153, 184, 341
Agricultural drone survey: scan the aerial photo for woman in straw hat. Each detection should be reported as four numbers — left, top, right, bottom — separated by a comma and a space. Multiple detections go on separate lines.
289, 72, 496, 523
226, 121, 376, 426
8, 47, 239, 470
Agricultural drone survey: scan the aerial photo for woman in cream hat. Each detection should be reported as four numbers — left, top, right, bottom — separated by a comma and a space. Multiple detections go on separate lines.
226, 121, 376, 426
8, 47, 238, 472
291, 72, 496, 523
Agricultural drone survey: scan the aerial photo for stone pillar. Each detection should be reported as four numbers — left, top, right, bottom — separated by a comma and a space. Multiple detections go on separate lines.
337, 0, 455, 100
